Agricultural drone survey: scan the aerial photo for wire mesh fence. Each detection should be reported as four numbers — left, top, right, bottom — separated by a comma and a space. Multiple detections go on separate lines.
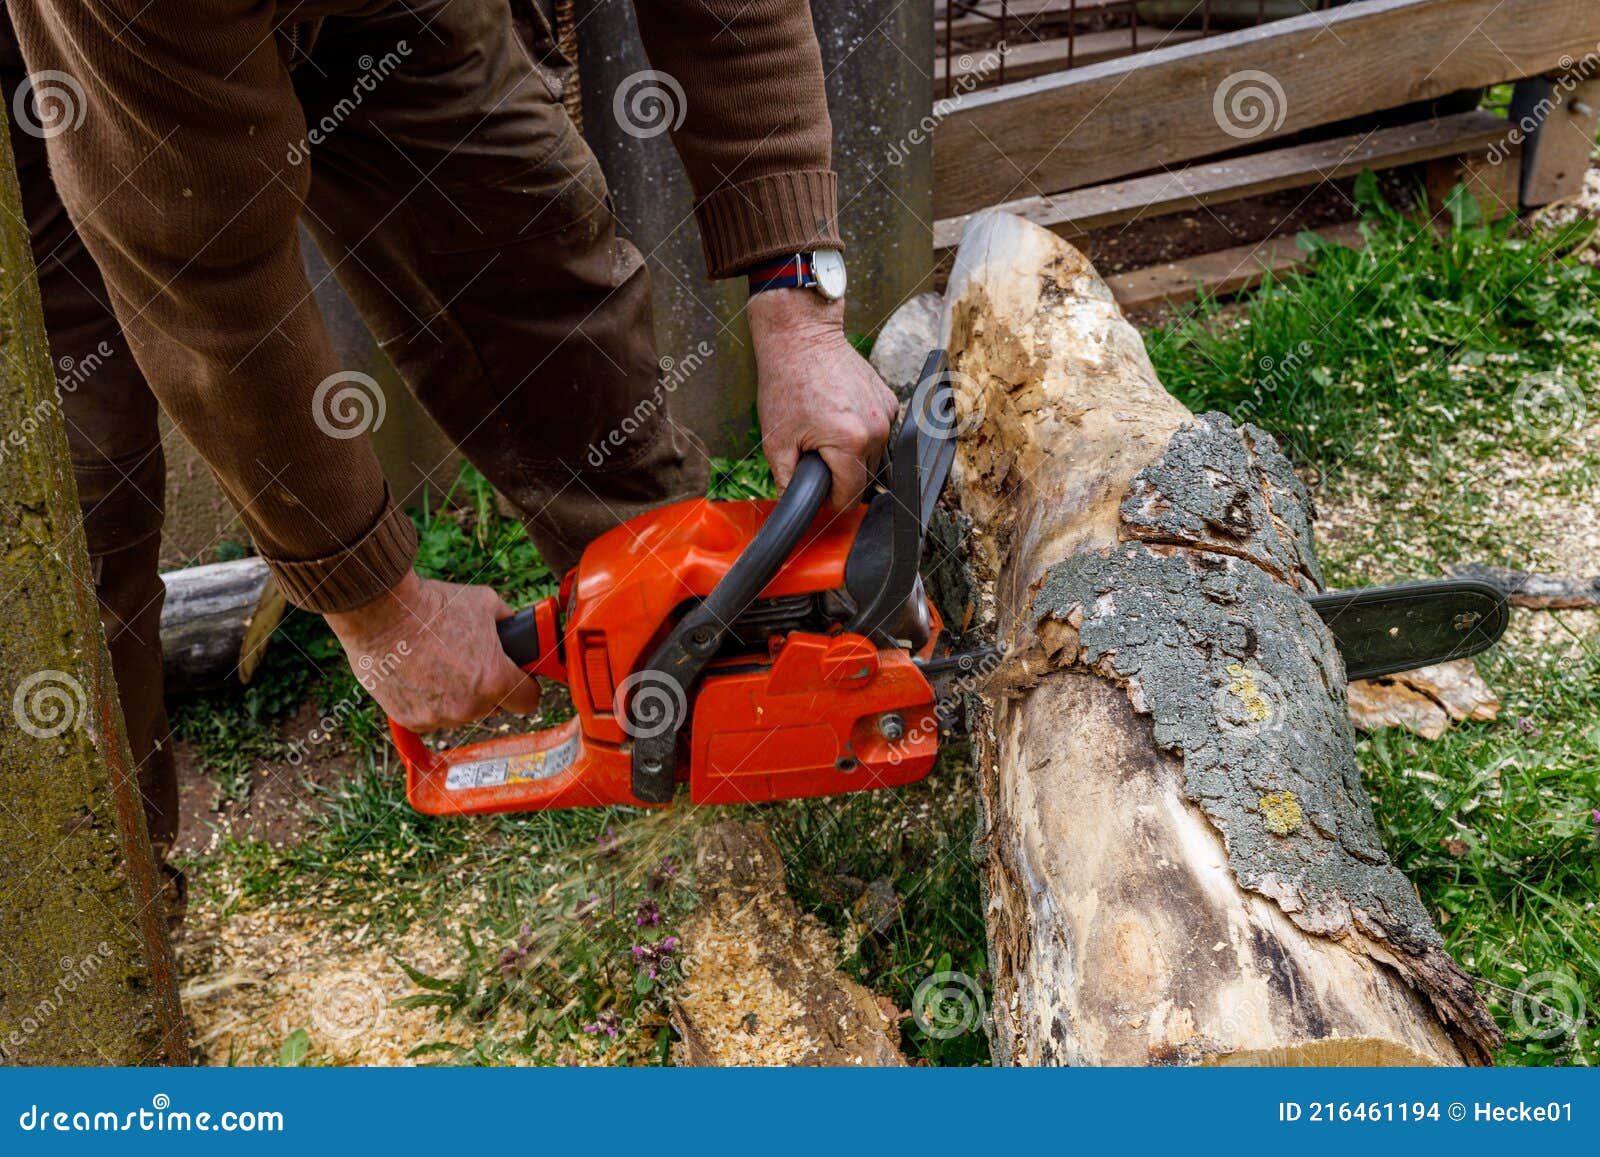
938, 0, 1344, 96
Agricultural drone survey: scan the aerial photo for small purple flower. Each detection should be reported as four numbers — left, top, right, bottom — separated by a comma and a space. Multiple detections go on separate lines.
582, 1009, 622, 1038
596, 825, 622, 858
634, 899, 661, 927
1516, 716, 1541, 735
1590, 808, 1600, 832
630, 936, 680, 979
498, 924, 535, 976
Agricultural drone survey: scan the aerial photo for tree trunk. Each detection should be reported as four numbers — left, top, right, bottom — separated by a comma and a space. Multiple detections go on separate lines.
940, 212, 1500, 1066
160, 558, 286, 691
0, 125, 187, 1065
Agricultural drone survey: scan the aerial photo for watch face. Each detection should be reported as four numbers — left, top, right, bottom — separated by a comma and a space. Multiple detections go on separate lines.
812, 248, 847, 300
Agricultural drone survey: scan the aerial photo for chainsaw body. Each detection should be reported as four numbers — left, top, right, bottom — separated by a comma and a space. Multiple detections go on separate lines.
394, 495, 943, 816
393, 352, 959, 816
391, 346, 1514, 817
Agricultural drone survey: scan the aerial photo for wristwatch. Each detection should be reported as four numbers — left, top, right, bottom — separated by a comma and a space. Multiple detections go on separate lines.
746, 249, 847, 302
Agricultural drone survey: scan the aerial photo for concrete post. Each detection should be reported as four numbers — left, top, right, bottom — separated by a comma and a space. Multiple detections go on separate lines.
0, 123, 187, 1066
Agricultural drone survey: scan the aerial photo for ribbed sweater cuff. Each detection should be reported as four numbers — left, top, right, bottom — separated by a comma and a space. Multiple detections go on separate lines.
262, 486, 418, 613
696, 170, 842, 279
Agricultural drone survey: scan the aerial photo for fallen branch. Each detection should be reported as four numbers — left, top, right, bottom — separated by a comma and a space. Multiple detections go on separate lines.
1446, 563, 1600, 610
160, 558, 286, 691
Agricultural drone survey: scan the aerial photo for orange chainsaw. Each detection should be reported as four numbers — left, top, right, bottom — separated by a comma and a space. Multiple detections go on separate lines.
390, 349, 1513, 817
391, 351, 964, 816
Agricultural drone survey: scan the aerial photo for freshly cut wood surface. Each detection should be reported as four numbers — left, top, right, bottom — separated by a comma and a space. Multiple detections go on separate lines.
672, 822, 906, 1066
937, 211, 1499, 1065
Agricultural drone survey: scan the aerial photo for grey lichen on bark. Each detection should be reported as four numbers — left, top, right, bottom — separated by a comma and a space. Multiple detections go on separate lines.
1032, 413, 1497, 1053
0, 123, 186, 1064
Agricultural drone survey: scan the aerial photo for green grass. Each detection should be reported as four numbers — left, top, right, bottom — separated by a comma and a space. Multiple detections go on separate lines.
1147, 173, 1600, 479
1363, 636, 1600, 1065
183, 181, 1599, 1066
1147, 182, 1600, 1066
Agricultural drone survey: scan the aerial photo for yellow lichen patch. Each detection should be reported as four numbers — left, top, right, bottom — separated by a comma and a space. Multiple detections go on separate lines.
1226, 664, 1272, 722
1258, 790, 1304, 836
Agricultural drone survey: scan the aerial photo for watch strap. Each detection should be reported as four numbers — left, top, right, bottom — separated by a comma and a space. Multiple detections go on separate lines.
746, 253, 816, 294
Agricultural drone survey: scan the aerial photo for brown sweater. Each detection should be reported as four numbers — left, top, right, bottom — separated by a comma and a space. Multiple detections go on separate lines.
8, 0, 838, 611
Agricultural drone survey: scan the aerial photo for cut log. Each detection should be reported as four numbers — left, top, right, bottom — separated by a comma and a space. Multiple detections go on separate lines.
671, 821, 906, 1066
939, 212, 1500, 1066
160, 558, 286, 691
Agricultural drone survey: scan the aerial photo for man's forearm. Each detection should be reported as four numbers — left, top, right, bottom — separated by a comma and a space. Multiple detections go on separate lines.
632, 0, 841, 278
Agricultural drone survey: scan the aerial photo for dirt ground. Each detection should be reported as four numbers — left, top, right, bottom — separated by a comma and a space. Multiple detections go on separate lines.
172, 702, 357, 857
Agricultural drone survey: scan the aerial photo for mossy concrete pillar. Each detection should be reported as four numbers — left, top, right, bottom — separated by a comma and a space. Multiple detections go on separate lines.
0, 122, 186, 1066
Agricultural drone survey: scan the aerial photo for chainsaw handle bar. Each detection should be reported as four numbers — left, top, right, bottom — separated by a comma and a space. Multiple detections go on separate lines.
626, 451, 833, 802
497, 609, 542, 668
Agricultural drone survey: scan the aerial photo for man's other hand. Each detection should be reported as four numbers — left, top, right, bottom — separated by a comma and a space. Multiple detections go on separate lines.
325, 572, 542, 733
749, 288, 899, 510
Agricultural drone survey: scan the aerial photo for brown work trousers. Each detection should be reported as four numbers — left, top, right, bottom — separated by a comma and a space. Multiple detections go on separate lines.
1, 3, 708, 857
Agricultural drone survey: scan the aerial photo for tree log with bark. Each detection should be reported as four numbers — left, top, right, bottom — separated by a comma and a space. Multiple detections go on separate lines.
938, 213, 1500, 1066
160, 557, 285, 691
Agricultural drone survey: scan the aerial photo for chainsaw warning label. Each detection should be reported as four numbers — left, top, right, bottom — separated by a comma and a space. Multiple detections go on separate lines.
444, 733, 582, 792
